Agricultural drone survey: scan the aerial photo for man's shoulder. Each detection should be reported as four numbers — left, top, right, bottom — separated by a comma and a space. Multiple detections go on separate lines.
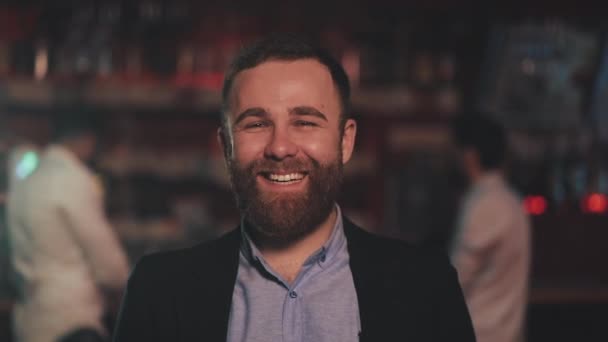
344, 218, 450, 272
467, 182, 527, 226
129, 228, 240, 283
344, 218, 457, 305
474, 179, 522, 208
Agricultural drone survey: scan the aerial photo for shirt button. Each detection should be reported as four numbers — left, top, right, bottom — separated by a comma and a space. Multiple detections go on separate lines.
289, 291, 298, 299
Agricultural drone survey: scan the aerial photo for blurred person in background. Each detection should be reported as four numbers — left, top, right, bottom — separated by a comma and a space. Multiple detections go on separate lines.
450, 113, 531, 342
114, 34, 475, 342
1, 125, 40, 302
7, 113, 130, 342
4, 136, 41, 194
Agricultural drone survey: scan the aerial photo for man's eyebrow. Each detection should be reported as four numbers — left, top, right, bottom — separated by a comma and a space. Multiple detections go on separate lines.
289, 106, 328, 122
233, 107, 268, 126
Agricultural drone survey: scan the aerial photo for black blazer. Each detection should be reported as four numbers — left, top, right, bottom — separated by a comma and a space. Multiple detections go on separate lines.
113, 218, 475, 341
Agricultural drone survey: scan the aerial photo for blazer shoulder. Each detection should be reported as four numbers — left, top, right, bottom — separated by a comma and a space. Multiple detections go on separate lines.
346, 218, 434, 253
344, 218, 452, 275
129, 228, 241, 286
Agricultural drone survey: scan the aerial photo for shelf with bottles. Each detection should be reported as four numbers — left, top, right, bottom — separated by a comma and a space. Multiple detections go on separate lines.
0, 78, 222, 112
0, 1, 479, 119
99, 146, 228, 185
103, 168, 240, 262
506, 127, 608, 217
0, 77, 462, 118
110, 186, 239, 232
3, 108, 383, 187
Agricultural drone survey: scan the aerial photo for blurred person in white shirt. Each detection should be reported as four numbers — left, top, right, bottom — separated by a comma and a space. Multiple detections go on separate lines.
1, 128, 39, 300
449, 113, 531, 342
7, 113, 130, 342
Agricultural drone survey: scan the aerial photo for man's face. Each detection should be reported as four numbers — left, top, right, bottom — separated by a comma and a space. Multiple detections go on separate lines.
221, 59, 356, 242
77, 133, 98, 163
453, 145, 479, 184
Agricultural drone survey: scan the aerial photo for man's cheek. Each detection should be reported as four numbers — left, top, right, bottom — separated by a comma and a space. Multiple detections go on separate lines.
234, 131, 269, 149
301, 141, 339, 162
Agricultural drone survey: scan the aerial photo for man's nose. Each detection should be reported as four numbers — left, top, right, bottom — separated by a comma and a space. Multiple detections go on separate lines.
264, 126, 298, 161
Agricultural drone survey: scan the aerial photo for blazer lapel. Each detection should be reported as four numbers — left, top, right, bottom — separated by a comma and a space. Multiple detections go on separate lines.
343, 219, 388, 340
178, 228, 241, 342
175, 219, 397, 341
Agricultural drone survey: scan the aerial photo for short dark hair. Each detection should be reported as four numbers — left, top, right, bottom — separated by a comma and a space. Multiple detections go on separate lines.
52, 110, 100, 142
451, 113, 507, 170
221, 33, 351, 127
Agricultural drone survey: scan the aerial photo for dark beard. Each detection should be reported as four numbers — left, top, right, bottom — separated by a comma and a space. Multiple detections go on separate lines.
228, 155, 343, 244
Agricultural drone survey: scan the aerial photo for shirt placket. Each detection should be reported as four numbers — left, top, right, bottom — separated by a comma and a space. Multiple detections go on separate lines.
282, 250, 329, 342
282, 285, 302, 342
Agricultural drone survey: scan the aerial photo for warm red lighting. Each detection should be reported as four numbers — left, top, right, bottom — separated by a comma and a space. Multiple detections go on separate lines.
524, 195, 547, 216
581, 193, 608, 214
173, 72, 224, 90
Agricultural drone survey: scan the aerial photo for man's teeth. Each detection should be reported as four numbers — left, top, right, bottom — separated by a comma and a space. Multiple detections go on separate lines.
268, 173, 305, 182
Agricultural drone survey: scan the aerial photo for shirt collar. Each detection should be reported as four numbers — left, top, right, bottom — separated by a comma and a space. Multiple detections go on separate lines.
468, 170, 505, 196
476, 171, 504, 186
240, 204, 346, 271
44, 144, 82, 168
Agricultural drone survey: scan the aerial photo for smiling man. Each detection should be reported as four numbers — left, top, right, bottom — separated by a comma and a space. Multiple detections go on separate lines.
114, 34, 475, 342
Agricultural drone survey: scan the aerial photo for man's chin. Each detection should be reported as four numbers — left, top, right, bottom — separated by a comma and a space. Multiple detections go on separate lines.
245, 198, 317, 241
231, 157, 343, 245
257, 190, 305, 204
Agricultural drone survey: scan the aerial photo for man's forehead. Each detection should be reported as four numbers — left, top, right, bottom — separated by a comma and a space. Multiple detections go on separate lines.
234, 59, 333, 86
228, 59, 340, 114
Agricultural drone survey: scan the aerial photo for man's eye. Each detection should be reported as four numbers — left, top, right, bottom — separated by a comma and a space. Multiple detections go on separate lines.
244, 121, 268, 129
295, 120, 318, 127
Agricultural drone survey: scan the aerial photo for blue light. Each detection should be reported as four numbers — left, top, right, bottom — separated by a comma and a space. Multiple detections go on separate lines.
15, 151, 39, 180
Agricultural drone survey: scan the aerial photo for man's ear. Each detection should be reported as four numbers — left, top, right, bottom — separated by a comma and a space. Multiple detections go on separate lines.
462, 148, 483, 176
341, 118, 357, 164
217, 126, 231, 161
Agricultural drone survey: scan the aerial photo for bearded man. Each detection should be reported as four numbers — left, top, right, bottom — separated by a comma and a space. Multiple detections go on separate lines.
114, 34, 475, 342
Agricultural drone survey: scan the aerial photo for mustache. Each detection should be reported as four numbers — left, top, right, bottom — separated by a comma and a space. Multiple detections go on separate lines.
243, 158, 320, 174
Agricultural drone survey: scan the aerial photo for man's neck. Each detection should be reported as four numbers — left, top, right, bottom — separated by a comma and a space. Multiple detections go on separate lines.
59, 142, 84, 162
471, 169, 503, 185
253, 206, 338, 284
